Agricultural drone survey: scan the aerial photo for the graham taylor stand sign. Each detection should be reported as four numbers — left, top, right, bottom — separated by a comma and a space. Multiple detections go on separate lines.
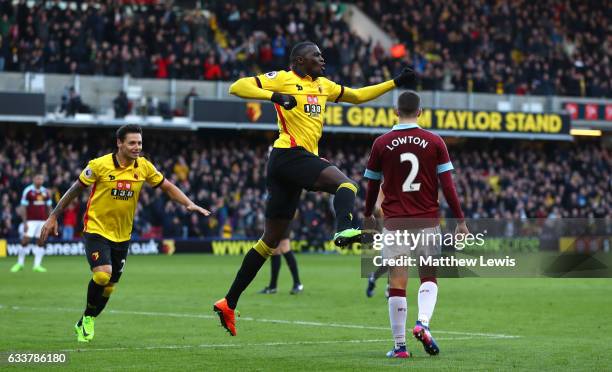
191, 98, 571, 141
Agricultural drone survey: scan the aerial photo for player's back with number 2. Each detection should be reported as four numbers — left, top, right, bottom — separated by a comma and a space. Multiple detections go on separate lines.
366, 121, 453, 221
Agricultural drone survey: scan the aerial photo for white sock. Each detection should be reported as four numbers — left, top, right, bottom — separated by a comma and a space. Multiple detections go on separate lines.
417, 281, 438, 327
17, 246, 29, 266
388, 294, 407, 349
33, 246, 45, 267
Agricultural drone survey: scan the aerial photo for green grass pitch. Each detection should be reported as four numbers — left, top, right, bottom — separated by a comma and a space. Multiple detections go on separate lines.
1, 254, 611, 371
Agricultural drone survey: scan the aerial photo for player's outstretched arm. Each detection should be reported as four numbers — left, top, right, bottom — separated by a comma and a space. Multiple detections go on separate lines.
38, 180, 87, 244
159, 179, 211, 216
339, 67, 416, 105
229, 76, 297, 109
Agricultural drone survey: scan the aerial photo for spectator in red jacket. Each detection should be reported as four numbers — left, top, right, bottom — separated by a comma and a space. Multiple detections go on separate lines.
203, 54, 222, 80
62, 200, 78, 240
154, 54, 168, 79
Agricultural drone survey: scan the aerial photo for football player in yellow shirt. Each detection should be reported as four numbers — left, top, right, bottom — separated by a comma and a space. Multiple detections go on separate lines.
214, 41, 415, 336
38, 124, 210, 343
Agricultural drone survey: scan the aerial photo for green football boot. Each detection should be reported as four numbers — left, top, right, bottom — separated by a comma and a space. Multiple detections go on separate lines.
74, 319, 89, 343
333, 228, 363, 247
32, 265, 47, 273
82, 316, 95, 341
10, 263, 24, 273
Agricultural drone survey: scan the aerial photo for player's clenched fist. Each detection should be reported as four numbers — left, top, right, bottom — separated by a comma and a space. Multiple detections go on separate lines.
38, 216, 59, 245
455, 221, 470, 236
393, 67, 417, 88
271, 92, 297, 110
363, 215, 377, 232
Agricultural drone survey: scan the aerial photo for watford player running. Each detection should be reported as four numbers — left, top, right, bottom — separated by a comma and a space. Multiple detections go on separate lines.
214, 41, 415, 336
38, 124, 210, 343
363, 91, 468, 358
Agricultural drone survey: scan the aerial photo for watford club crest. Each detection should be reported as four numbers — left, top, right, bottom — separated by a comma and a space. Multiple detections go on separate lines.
246, 102, 262, 122
91, 251, 100, 261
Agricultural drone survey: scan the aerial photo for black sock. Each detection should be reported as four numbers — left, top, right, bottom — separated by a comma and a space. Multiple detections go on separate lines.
84, 279, 105, 317
93, 296, 110, 317
334, 185, 356, 232
269, 255, 281, 289
283, 251, 301, 286
225, 248, 267, 309
374, 265, 388, 280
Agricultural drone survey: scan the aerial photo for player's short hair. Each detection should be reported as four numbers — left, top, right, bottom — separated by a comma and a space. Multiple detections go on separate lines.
290, 41, 317, 63
116, 124, 142, 142
397, 91, 421, 117
32, 172, 44, 181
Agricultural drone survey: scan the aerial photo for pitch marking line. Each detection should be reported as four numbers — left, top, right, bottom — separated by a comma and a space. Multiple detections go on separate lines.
0, 304, 520, 339
57, 337, 480, 353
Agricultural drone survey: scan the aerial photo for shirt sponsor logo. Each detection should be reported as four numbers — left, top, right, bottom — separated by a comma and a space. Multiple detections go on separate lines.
111, 181, 135, 200
304, 95, 322, 118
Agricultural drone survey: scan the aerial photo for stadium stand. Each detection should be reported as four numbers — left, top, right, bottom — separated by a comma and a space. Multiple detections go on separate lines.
0, 0, 384, 86
1, 126, 609, 241
1, 0, 608, 97
354, 0, 610, 97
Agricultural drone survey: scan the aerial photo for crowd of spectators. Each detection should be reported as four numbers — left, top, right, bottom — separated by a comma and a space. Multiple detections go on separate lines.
354, 0, 610, 97
1, 126, 610, 243
0, 0, 608, 97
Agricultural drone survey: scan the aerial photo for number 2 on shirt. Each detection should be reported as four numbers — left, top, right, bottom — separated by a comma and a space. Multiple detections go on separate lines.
400, 152, 421, 192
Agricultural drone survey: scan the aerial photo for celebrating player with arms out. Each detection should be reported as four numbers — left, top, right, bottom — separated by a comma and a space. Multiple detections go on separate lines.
38, 124, 210, 343
363, 91, 468, 358
213, 41, 416, 336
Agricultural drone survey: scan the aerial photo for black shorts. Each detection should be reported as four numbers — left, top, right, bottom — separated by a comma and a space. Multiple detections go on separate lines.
265, 147, 332, 219
84, 233, 129, 283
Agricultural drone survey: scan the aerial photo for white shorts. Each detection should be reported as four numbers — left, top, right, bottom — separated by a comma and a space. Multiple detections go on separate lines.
19, 221, 45, 239
381, 226, 442, 260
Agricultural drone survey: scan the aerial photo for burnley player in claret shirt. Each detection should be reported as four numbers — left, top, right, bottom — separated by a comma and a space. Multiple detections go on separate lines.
10, 173, 52, 273
363, 91, 469, 359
